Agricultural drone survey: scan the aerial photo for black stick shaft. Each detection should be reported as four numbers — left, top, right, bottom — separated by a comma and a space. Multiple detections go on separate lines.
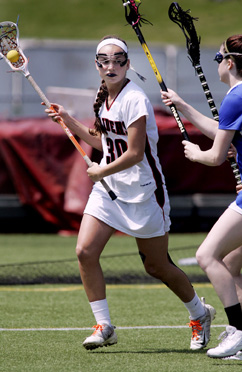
194, 64, 242, 185
132, 24, 190, 141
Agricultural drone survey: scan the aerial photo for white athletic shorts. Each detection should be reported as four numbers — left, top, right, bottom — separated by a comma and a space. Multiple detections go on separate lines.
84, 186, 171, 238
229, 191, 242, 215
229, 201, 242, 215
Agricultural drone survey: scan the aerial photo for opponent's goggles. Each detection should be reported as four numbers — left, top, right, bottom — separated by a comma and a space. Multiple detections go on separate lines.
214, 51, 242, 64
95, 52, 128, 68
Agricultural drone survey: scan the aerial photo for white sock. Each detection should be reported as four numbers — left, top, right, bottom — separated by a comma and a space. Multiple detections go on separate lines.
90, 299, 111, 326
183, 293, 205, 320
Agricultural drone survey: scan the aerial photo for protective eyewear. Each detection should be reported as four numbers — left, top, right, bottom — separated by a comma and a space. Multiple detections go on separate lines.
214, 51, 242, 64
96, 52, 128, 68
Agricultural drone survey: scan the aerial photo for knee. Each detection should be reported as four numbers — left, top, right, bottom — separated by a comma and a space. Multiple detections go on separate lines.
76, 243, 91, 264
144, 261, 169, 281
142, 253, 175, 281
144, 263, 159, 278
196, 250, 209, 272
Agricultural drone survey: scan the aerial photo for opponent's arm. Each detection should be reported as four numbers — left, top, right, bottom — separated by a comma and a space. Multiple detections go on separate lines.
182, 129, 235, 166
161, 89, 218, 140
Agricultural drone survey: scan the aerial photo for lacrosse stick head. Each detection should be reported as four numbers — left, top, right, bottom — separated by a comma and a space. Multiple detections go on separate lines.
122, 0, 152, 28
0, 21, 29, 76
168, 2, 200, 66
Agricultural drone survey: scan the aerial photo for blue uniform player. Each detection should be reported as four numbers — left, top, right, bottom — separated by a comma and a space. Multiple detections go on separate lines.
162, 34, 242, 359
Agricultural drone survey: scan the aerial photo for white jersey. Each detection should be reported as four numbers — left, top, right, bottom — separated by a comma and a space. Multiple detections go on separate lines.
93, 79, 166, 203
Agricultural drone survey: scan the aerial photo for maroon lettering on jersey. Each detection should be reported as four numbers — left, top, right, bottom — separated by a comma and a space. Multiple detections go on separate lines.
110, 120, 115, 133
101, 118, 128, 135
102, 118, 111, 132
116, 121, 128, 135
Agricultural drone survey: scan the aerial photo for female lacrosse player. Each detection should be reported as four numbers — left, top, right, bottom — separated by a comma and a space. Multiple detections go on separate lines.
45, 36, 215, 351
161, 34, 242, 359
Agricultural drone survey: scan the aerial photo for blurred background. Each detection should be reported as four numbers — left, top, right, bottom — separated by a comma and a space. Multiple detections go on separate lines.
0, 0, 241, 234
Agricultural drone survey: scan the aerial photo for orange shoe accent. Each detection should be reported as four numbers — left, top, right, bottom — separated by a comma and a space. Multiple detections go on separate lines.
92, 324, 104, 335
189, 320, 202, 341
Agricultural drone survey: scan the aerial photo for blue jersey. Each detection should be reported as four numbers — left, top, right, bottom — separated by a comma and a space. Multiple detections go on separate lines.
219, 82, 242, 208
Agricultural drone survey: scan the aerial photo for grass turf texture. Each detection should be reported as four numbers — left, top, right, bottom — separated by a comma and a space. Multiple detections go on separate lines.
0, 233, 240, 370
0, 233, 207, 284
0, 0, 241, 46
0, 284, 238, 372
0, 233, 206, 263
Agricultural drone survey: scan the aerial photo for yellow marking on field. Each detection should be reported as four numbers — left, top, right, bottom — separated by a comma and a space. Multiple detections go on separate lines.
0, 283, 213, 292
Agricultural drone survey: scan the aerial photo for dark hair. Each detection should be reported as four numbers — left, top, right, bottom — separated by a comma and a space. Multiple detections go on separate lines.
89, 36, 128, 136
90, 80, 109, 136
224, 35, 242, 76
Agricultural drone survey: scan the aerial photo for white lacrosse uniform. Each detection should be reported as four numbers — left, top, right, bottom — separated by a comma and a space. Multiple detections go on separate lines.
84, 79, 171, 238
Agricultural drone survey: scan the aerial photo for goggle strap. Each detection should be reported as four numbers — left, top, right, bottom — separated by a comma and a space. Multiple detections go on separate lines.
129, 64, 146, 82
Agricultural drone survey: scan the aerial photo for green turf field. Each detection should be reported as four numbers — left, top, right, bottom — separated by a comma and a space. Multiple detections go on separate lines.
1, 0, 242, 368
0, 283, 237, 372
0, 0, 241, 46
0, 233, 240, 371
0, 233, 207, 284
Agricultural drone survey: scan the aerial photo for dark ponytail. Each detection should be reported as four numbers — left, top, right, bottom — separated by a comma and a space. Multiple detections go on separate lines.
89, 80, 108, 136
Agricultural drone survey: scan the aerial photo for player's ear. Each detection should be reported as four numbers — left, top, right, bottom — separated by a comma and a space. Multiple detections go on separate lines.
227, 58, 234, 70
126, 59, 130, 70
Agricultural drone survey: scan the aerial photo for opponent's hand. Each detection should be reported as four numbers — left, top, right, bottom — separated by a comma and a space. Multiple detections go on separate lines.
87, 162, 103, 182
161, 88, 185, 110
227, 144, 237, 160
182, 140, 200, 162
236, 184, 242, 194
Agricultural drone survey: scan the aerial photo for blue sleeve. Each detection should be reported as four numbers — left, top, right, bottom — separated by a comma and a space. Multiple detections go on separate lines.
219, 92, 242, 131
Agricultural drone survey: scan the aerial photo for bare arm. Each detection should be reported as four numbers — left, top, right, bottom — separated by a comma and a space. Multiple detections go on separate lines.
161, 89, 218, 140
182, 129, 235, 166
45, 103, 102, 151
87, 116, 146, 182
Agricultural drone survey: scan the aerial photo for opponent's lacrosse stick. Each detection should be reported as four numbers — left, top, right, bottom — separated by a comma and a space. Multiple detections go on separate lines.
122, 0, 190, 141
169, 2, 242, 185
0, 21, 117, 200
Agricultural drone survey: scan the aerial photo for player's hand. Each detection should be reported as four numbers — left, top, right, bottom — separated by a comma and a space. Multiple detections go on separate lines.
227, 144, 237, 161
87, 162, 103, 182
236, 184, 242, 194
161, 88, 185, 110
182, 140, 200, 162
42, 102, 68, 122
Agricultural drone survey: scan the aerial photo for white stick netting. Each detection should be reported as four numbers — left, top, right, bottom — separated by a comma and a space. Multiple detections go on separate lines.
0, 22, 26, 70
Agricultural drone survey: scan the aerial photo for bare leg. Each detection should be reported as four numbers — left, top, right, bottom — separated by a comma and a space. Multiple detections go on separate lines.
196, 208, 242, 308
223, 246, 242, 308
136, 233, 195, 303
76, 214, 115, 302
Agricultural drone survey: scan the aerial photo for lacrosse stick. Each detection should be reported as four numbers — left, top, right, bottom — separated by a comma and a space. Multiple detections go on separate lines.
0, 21, 117, 200
168, 2, 242, 185
122, 0, 190, 141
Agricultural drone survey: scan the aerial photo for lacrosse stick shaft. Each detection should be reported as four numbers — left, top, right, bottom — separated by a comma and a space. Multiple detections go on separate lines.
132, 23, 190, 141
194, 64, 219, 120
26, 75, 117, 200
168, 2, 242, 185
194, 64, 242, 185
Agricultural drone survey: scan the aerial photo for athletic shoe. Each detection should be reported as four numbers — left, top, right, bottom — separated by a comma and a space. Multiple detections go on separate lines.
222, 351, 242, 360
207, 325, 242, 358
83, 324, 117, 350
189, 297, 216, 350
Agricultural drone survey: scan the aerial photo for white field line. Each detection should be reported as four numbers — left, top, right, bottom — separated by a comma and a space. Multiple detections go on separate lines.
0, 325, 227, 332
